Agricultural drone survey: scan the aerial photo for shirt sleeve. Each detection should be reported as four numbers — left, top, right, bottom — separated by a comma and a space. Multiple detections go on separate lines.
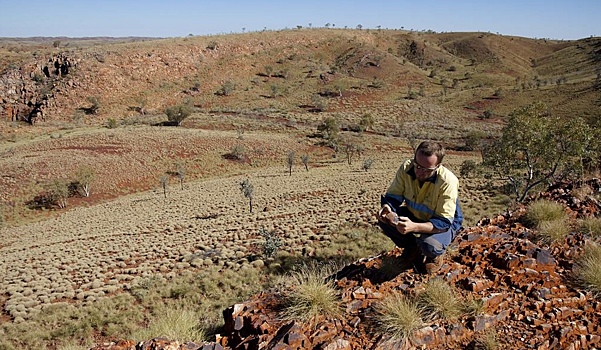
429, 180, 458, 231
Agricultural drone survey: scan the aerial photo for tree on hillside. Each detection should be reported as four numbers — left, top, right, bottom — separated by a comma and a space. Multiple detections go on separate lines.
301, 154, 310, 171
239, 178, 254, 213
175, 163, 186, 190
159, 175, 169, 200
165, 103, 193, 126
75, 166, 94, 197
287, 151, 295, 176
48, 179, 70, 209
317, 116, 339, 148
482, 102, 598, 202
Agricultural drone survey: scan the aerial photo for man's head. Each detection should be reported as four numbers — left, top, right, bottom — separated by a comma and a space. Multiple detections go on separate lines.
413, 141, 445, 181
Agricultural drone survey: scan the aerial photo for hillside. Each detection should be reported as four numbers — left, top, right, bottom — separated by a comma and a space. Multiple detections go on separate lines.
0, 29, 600, 350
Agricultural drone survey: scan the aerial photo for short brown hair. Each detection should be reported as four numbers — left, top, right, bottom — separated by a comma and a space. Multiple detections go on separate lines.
416, 141, 445, 164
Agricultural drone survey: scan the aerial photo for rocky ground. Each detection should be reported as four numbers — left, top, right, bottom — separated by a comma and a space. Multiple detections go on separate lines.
89, 180, 601, 350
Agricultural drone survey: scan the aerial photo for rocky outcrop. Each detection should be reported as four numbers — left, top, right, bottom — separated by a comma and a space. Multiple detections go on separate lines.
0, 52, 79, 124
92, 179, 601, 350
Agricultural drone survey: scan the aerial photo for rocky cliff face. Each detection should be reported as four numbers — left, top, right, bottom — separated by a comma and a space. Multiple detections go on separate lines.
0, 53, 79, 124
92, 179, 601, 350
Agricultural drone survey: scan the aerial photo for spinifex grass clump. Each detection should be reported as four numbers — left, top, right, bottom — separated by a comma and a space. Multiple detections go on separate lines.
524, 199, 570, 242
575, 242, 601, 296
418, 278, 464, 320
280, 263, 343, 323
579, 217, 601, 238
374, 292, 425, 342
130, 306, 205, 343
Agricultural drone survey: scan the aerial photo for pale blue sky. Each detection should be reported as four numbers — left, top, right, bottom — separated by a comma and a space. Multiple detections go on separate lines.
1, 0, 599, 40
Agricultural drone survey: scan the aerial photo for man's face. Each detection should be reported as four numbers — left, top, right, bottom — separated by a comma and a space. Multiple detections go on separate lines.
413, 151, 439, 182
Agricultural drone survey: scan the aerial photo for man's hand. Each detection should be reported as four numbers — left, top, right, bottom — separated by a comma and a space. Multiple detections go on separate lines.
377, 205, 398, 225
395, 216, 415, 234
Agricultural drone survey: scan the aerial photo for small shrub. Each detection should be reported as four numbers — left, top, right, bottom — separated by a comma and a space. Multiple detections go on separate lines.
165, 103, 193, 126
374, 292, 424, 342
475, 329, 501, 350
362, 158, 374, 172
280, 263, 343, 323
106, 118, 118, 129
574, 242, 601, 296
216, 81, 235, 96
206, 41, 218, 50
230, 144, 246, 161
86, 96, 101, 115
301, 154, 310, 171
259, 227, 282, 258
418, 278, 463, 320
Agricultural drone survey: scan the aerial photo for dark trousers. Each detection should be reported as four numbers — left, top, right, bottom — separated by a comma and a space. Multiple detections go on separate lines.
377, 207, 455, 258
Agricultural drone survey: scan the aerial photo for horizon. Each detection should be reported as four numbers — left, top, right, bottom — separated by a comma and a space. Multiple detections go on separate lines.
0, 0, 600, 41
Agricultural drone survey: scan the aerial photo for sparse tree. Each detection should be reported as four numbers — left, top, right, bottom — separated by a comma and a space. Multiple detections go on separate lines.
287, 151, 296, 176
159, 175, 169, 200
239, 178, 254, 213
482, 102, 597, 202
359, 113, 375, 132
49, 179, 69, 209
317, 116, 339, 147
344, 142, 356, 165
176, 163, 186, 190
301, 154, 310, 171
75, 166, 94, 197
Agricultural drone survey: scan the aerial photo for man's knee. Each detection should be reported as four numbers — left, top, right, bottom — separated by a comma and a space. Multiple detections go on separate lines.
418, 234, 447, 258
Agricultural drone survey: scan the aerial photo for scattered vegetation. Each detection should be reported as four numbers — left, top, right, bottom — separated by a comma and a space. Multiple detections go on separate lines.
578, 217, 601, 238
130, 306, 205, 343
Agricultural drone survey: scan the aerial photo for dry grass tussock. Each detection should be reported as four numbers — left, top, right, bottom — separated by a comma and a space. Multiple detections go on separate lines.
280, 262, 345, 323
575, 242, 601, 297
373, 292, 425, 342
524, 199, 570, 242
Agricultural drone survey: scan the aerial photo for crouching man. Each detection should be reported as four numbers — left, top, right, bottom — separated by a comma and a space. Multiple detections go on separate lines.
377, 141, 463, 274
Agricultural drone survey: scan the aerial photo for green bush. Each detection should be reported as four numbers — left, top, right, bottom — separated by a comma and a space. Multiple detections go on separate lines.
259, 227, 282, 258
165, 104, 193, 126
